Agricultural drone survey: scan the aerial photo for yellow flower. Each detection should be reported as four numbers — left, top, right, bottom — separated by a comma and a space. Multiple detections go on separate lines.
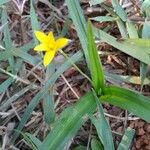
34, 31, 69, 66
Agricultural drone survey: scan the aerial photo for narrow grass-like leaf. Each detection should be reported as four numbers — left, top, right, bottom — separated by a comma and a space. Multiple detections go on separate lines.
43, 63, 56, 125
25, 133, 42, 149
12, 50, 84, 142
90, 91, 114, 150
66, 0, 90, 68
11, 48, 40, 65
101, 86, 150, 122
91, 138, 104, 150
94, 27, 150, 64
126, 21, 138, 38
91, 16, 117, 22
43, 92, 55, 125
111, 0, 127, 21
89, 0, 105, 6
0, 0, 9, 6
73, 145, 87, 150
140, 63, 148, 89
117, 127, 135, 150
101, 4, 127, 38
0, 51, 11, 61
0, 84, 34, 111
121, 38, 150, 48
21, 132, 41, 150
1, 8, 14, 72
141, 9, 150, 89
38, 92, 97, 150
87, 21, 105, 93
0, 77, 14, 94
105, 73, 150, 85
126, 20, 147, 88
30, 0, 40, 44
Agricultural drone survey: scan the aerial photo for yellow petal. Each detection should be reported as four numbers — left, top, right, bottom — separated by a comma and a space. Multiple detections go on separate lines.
34, 44, 49, 51
56, 38, 69, 50
48, 32, 55, 43
43, 51, 56, 66
34, 31, 48, 43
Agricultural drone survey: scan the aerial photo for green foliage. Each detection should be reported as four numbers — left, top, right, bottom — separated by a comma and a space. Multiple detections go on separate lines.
90, 91, 114, 150
87, 21, 105, 93
101, 86, 150, 122
12, 50, 84, 142
89, 0, 105, 6
1, 0, 150, 150
117, 128, 135, 150
38, 92, 97, 150
91, 138, 104, 150
94, 28, 150, 65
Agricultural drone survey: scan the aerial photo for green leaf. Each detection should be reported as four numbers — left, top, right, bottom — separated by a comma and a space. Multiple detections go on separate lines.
0, 51, 11, 61
117, 127, 135, 150
91, 138, 104, 150
90, 91, 114, 150
94, 27, 150, 65
21, 132, 41, 150
141, 0, 150, 18
38, 92, 97, 150
0, 84, 34, 111
0, 77, 14, 94
126, 21, 138, 38
100, 3, 127, 38
89, 0, 105, 6
141, 11, 150, 89
105, 73, 150, 85
30, 0, 40, 44
43, 63, 56, 125
0, 0, 9, 6
140, 63, 148, 89
25, 133, 42, 148
87, 21, 105, 93
73, 145, 87, 150
111, 0, 127, 21
66, 0, 90, 68
43, 92, 55, 125
91, 16, 117, 22
1, 8, 14, 72
101, 86, 150, 122
12, 50, 84, 142
11, 48, 40, 65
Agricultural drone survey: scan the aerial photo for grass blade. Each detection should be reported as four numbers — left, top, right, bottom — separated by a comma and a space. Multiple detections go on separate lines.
111, 0, 127, 21
11, 48, 41, 65
0, 0, 9, 6
91, 16, 117, 22
66, 0, 90, 68
90, 91, 114, 150
0, 84, 34, 111
91, 138, 104, 150
89, 0, 105, 6
43, 92, 55, 125
1, 8, 14, 72
38, 92, 97, 150
101, 86, 150, 122
43, 63, 56, 125
12, 50, 84, 142
117, 127, 135, 150
0, 77, 14, 94
87, 21, 105, 93
94, 27, 150, 65
30, 0, 40, 44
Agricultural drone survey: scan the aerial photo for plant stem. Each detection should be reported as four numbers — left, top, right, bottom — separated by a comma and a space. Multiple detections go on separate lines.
59, 49, 93, 84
